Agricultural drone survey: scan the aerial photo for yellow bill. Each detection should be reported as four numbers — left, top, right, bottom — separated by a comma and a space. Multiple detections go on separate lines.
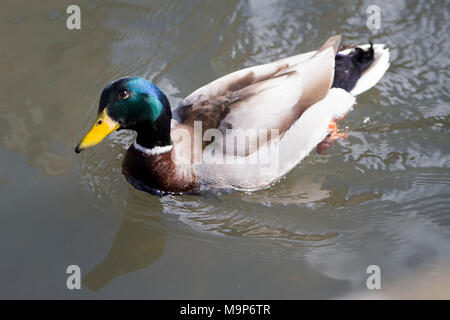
75, 109, 120, 153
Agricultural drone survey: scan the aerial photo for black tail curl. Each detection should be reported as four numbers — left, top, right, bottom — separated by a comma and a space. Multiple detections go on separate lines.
332, 41, 374, 92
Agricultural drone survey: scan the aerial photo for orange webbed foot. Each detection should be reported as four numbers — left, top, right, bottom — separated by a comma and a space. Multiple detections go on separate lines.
316, 120, 348, 154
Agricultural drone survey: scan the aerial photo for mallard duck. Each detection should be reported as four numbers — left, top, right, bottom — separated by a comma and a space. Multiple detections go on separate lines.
75, 35, 389, 195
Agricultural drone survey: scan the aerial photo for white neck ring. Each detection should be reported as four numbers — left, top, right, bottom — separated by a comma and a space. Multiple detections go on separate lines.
133, 141, 173, 155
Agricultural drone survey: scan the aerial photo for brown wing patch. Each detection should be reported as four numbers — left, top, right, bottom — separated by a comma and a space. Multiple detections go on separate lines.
174, 63, 290, 133
178, 96, 232, 133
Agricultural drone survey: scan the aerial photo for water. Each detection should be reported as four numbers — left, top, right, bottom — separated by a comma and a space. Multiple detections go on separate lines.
1, 0, 449, 299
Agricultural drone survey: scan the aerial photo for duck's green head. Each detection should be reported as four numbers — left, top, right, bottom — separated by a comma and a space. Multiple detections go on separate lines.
75, 76, 172, 153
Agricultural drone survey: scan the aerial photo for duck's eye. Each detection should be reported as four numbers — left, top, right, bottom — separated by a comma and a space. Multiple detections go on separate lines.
118, 90, 130, 100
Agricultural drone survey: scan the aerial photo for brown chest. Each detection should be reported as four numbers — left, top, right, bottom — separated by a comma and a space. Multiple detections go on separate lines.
121, 144, 199, 195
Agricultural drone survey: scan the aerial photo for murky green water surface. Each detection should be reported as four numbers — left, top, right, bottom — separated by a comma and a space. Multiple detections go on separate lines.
1, 0, 449, 298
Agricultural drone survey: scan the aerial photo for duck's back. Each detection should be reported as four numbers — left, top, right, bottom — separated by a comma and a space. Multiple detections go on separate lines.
170, 35, 389, 191
173, 36, 341, 154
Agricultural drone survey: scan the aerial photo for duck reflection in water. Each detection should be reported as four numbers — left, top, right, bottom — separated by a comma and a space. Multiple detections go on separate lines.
83, 190, 167, 291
